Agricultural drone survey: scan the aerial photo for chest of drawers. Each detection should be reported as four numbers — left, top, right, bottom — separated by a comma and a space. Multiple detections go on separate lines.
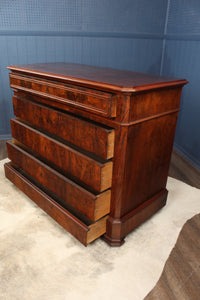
4, 63, 187, 246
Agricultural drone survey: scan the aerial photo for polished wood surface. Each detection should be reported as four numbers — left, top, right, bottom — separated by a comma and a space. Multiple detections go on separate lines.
122, 114, 178, 215
12, 96, 115, 160
7, 140, 111, 221
129, 87, 182, 122
10, 118, 113, 192
10, 73, 117, 117
5, 63, 187, 246
8, 63, 187, 92
2, 140, 199, 189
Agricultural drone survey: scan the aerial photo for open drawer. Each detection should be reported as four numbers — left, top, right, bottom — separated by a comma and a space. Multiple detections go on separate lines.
4, 163, 108, 246
10, 118, 113, 192
12, 96, 115, 160
7, 140, 111, 221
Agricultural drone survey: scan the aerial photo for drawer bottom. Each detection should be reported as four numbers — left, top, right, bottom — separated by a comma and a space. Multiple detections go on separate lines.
4, 162, 108, 246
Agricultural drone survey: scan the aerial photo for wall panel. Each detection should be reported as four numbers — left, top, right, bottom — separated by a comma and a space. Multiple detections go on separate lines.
0, 36, 83, 135
0, 0, 167, 137
82, 37, 162, 73
162, 0, 200, 168
167, 0, 200, 36
81, 0, 167, 34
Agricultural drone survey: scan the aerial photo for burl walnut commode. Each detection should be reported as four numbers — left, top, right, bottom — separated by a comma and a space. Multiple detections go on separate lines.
4, 63, 188, 246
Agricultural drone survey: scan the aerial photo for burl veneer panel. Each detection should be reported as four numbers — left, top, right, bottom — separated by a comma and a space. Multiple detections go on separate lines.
129, 87, 182, 122
121, 113, 178, 216
12, 96, 115, 160
9, 73, 116, 117
7, 141, 111, 221
10, 118, 113, 192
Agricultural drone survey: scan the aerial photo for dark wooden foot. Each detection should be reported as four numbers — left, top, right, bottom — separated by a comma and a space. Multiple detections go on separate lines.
101, 234, 125, 247
103, 189, 168, 246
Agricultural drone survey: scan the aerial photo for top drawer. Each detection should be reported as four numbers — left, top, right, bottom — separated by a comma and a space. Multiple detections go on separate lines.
9, 73, 116, 118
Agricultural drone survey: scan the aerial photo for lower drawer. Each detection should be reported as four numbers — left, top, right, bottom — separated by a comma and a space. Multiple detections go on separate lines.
7, 140, 111, 221
11, 118, 113, 192
4, 162, 108, 246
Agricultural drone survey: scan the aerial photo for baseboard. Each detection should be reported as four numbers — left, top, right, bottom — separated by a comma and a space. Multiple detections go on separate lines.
0, 134, 12, 140
170, 147, 200, 189
174, 143, 200, 170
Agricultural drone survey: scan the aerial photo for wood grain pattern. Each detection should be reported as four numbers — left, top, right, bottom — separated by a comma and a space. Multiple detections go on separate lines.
12, 89, 121, 128
6, 63, 188, 246
129, 87, 182, 122
4, 162, 108, 246
10, 73, 116, 117
12, 96, 115, 159
121, 113, 178, 216
8, 63, 188, 92
13, 89, 181, 129
7, 140, 111, 221
10, 118, 113, 192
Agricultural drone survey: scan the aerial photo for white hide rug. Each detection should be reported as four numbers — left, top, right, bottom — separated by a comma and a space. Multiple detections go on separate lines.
0, 158, 200, 300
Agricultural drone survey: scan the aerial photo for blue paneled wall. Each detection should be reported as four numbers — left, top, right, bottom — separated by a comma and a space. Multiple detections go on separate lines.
0, 0, 167, 137
1, 0, 200, 169
162, 0, 200, 168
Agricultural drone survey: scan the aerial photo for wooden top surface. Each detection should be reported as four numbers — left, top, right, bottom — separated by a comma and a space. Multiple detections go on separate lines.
8, 63, 188, 92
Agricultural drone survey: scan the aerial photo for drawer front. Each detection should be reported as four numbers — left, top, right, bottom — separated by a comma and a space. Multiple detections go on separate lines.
7, 141, 111, 221
10, 73, 116, 118
13, 97, 115, 160
11, 118, 113, 192
4, 163, 108, 246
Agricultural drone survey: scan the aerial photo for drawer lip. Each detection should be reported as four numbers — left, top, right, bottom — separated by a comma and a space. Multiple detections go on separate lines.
4, 162, 108, 246
9, 73, 116, 118
10, 118, 113, 192
12, 96, 115, 160
8, 63, 188, 93
7, 140, 111, 221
